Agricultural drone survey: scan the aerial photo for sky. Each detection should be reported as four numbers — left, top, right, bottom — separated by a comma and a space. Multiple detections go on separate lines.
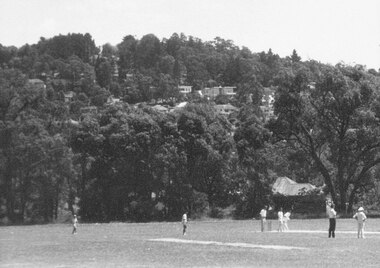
1, 0, 379, 69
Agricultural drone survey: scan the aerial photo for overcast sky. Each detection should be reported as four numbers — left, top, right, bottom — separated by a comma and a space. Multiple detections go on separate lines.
1, 0, 379, 69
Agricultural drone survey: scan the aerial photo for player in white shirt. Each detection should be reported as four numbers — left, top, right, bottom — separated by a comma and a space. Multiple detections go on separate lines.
259, 206, 267, 232
72, 215, 78, 235
182, 212, 188, 235
353, 207, 367, 239
277, 208, 284, 232
283, 211, 291, 231
326, 200, 337, 238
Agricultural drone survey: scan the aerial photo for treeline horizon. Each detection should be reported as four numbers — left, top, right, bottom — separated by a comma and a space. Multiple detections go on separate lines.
3, 32, 378, 72
1, 32, 380, 225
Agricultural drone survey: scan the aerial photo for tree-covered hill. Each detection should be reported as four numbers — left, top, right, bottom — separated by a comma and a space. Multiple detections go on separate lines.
1, 33, 380, 224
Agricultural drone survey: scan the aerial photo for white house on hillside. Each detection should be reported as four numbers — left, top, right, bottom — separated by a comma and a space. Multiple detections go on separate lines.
63, 91, 75, 103
220, 86, 237, 96
215, 104, 238, 116
178, 85, 192, 94
202, 86, 237, 99
260, 87, 276, 122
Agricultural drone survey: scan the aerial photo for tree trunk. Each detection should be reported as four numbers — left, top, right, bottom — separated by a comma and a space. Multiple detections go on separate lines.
5, 163, 15, 223
54, 185, 59, 220
348, 187, 357, 215
312, 152, 337, 204
80, 156, 87, 196
338, 182, 347, 213
337, 150, 346, 212
20, 188, 26, 224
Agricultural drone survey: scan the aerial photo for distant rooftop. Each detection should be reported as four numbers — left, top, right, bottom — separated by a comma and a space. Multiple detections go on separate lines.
272, 177, 316, 196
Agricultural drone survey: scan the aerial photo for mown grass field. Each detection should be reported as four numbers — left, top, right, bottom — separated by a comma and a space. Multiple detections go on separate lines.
1, 218, 380, 267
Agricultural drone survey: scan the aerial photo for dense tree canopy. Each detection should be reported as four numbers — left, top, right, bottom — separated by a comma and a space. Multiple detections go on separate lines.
268, 65, 380, 212
1, 32, 380, 224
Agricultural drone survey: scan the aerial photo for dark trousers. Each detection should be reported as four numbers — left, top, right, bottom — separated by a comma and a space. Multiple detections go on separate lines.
328, 218, 336, 238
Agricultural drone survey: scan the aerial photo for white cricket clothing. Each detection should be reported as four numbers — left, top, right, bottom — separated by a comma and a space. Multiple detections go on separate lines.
260, 209, 267, 218
278, 211, 284, 222
353, 212, 366, 223
326, 205, 336, 218
182, 213, 187, 223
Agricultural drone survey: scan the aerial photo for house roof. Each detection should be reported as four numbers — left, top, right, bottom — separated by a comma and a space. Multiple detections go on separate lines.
27, 79, 45, 89
63, 91, 74, 98
272, 177, 316, 196
215, 104, 238, 111
175, 102, 188, 108
107, 96, 121, 104
152, 105, 168, 112
27, 79, 44, 84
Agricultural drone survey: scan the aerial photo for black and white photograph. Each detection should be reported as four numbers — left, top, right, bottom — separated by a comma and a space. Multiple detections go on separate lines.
1, 0, 380, 267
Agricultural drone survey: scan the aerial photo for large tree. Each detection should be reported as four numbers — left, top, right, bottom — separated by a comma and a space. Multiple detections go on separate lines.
233, 104, 273, 216
136, 34, 161, 69
0, 68, 76, 223
269, 65, 380, 212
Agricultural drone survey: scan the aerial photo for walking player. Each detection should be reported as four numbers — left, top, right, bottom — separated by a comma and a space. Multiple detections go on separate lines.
72, 214, 78, 235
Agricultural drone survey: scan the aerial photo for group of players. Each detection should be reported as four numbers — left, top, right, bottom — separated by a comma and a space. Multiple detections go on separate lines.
326, 200, 367, 239
259, 201, 368, 238
70, 203, 367, 238
259, 206, 291, 232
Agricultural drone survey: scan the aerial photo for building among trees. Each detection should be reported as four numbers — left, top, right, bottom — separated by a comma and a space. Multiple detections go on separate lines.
202, 86, 237, 99
272, 177, 325, 216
